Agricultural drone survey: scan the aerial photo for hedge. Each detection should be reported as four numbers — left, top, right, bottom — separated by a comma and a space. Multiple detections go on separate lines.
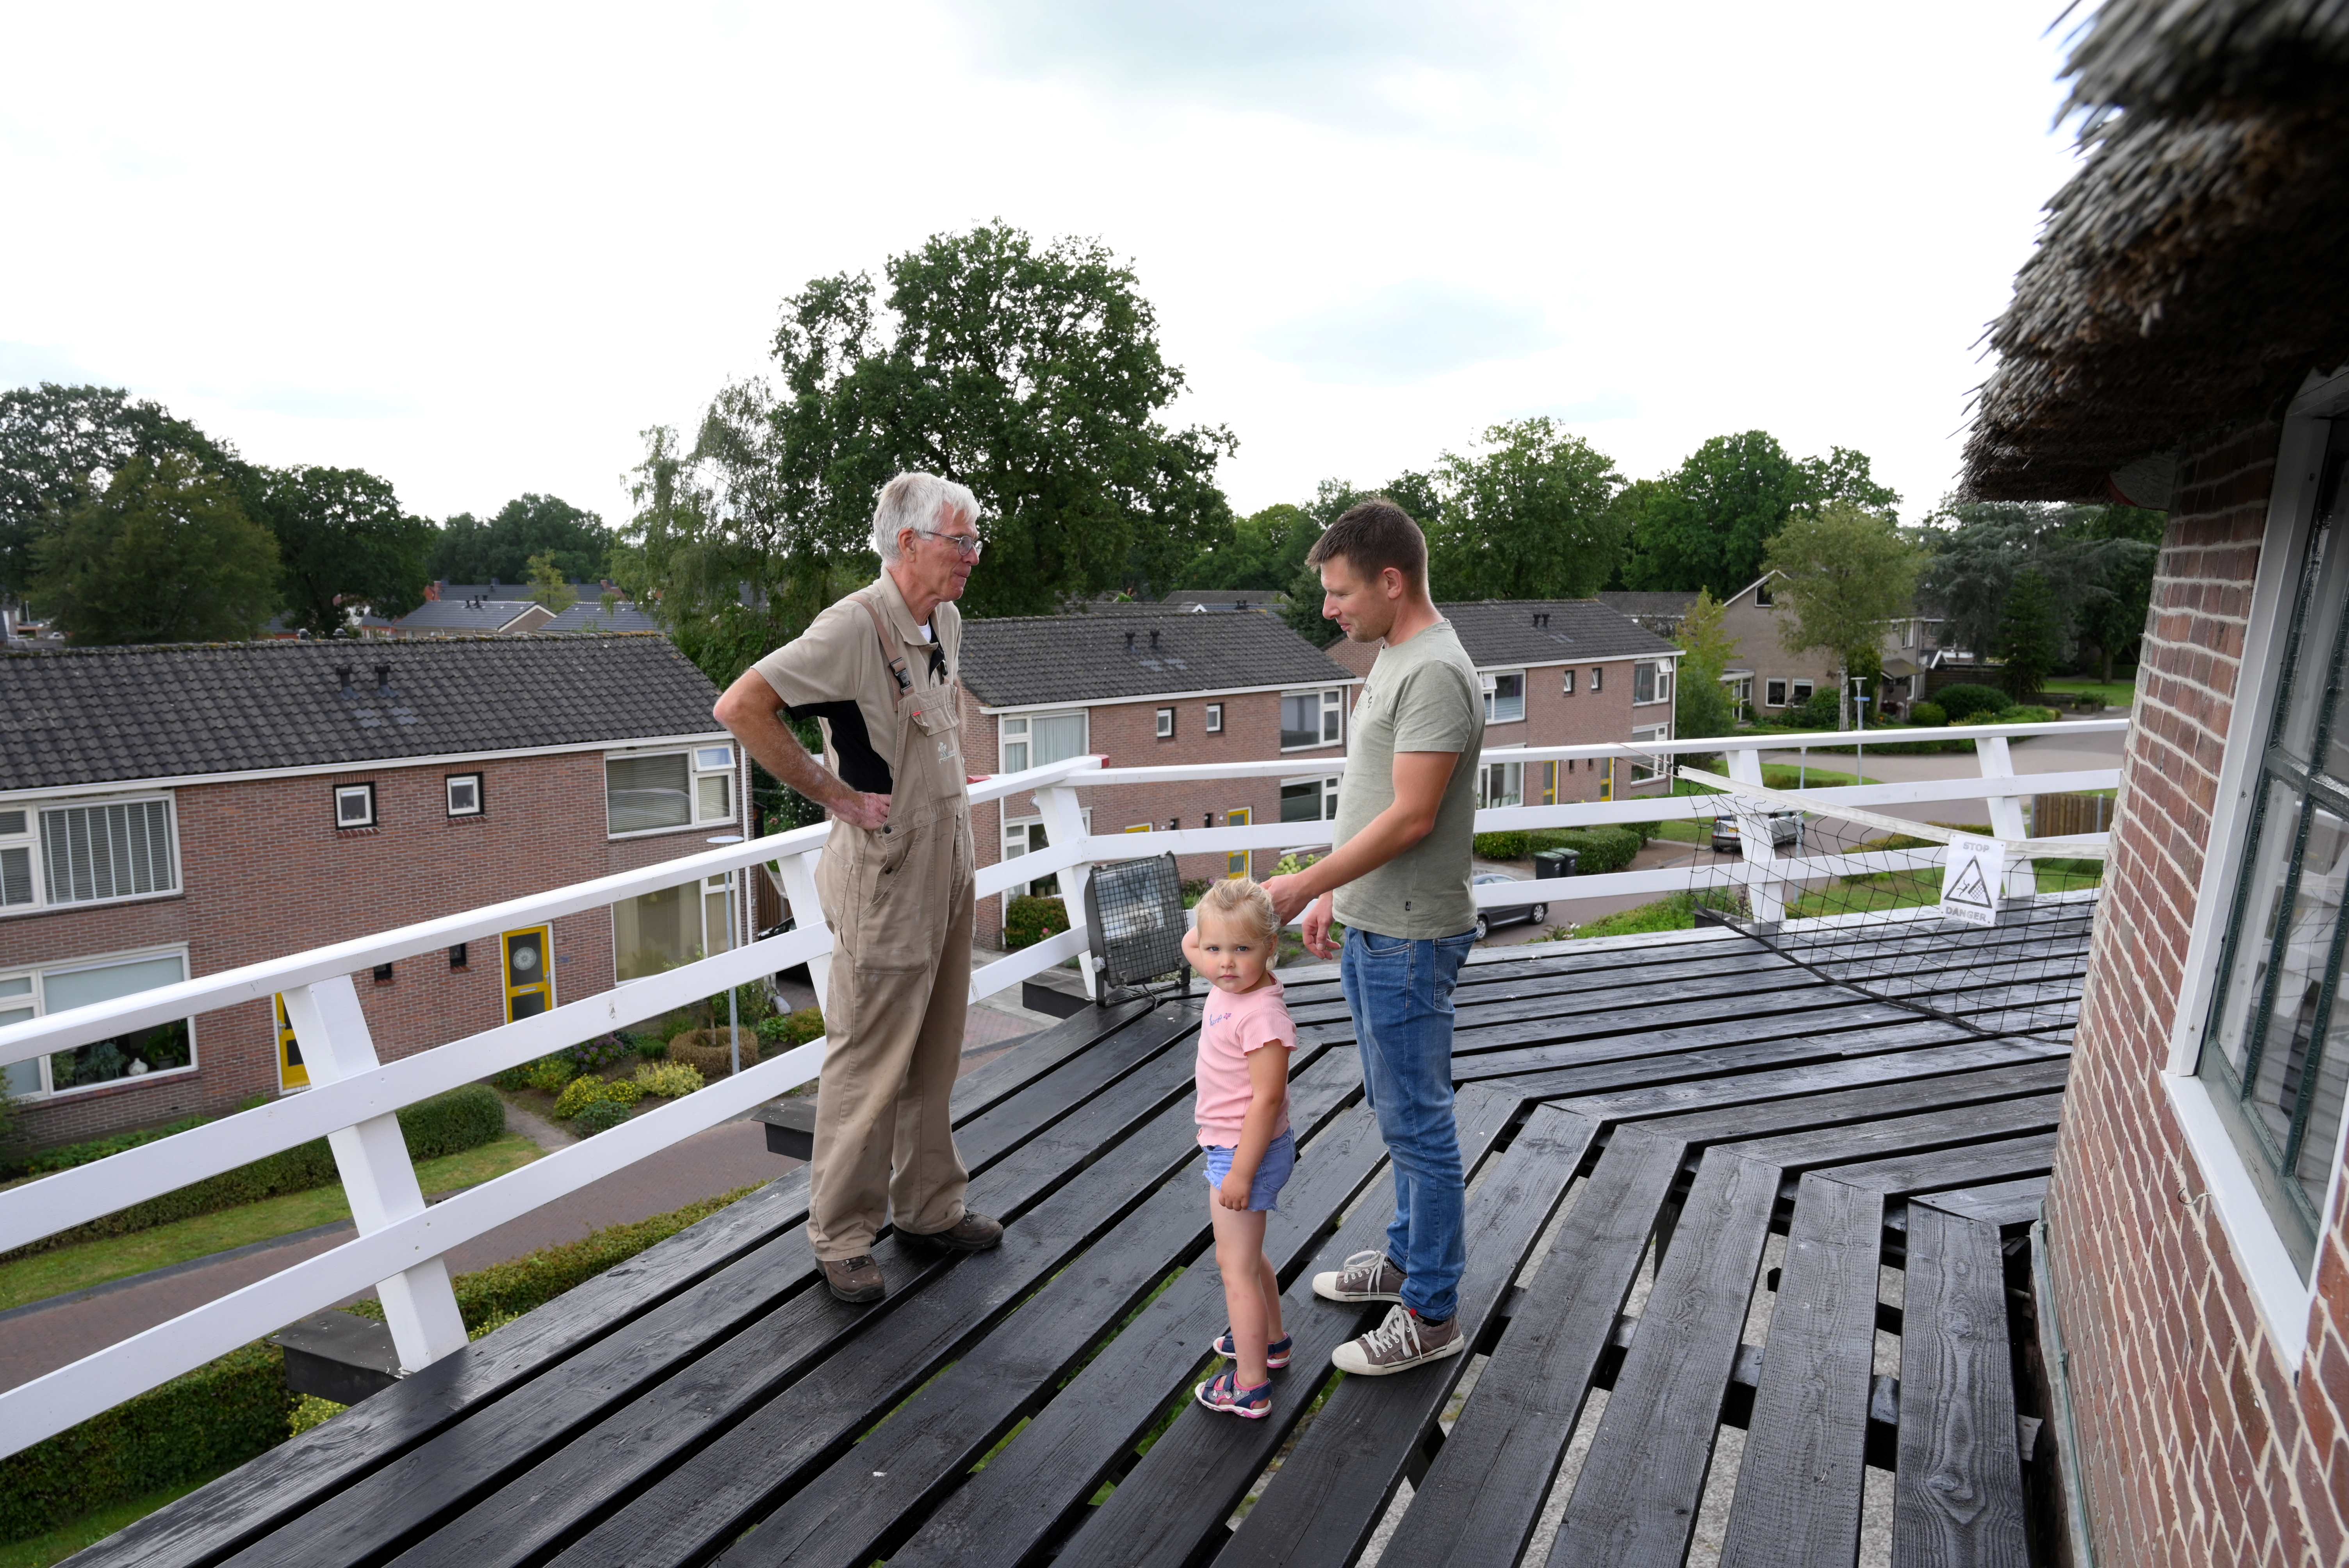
1005, 894, 1070, 952
0, 1086, 505, 1262
1934, 683, 2011, 720
0, 1181, 762, 1547
1473, 825, 1646, 874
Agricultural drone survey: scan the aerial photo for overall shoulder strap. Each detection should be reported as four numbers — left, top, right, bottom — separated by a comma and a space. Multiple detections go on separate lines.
855, 592, 912, 707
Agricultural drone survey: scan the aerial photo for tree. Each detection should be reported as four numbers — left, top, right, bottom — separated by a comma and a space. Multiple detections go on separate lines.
1273, 474, 1451, 647
1176, 502, 1317, 593
30, 454, 279, 643
241, 465, 434, 636
2, 383, 242, 599
1996, 569, 2064, 700
1426, 417, 1625, 601
1673, 587, 1739, 734
1763, 502, 1922, 729
1620, 432, 1899, 597
527, 552, 577, 614
1914, 500, 2159, 677
626, 223, 1238, 686
428, 494, 613, 586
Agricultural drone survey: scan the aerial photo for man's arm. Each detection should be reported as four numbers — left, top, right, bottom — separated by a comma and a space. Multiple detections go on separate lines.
713, 669, 890, 831
1263, 748, 1458, 931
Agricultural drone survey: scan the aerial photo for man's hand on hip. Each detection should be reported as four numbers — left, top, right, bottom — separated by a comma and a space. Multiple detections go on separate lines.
830, 791, 893, 831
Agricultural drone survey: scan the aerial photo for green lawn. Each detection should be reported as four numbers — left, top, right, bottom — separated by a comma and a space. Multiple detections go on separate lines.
0, 1134, 543, 1312
2042, 677, 2136, 709
1785, 859, 2104, 920
0, 1472, 230, 1568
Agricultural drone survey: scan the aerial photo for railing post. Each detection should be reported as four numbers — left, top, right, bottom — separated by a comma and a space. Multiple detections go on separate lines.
773, 844, 835, 1005
1974, 734, 2036, 898
1725, 748, 1788, 923
1036, 779, 1099, 999
280, 976, 468, 1372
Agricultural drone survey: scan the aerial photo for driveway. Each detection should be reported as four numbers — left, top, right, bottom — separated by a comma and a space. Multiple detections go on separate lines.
1756, 716, 2127, 828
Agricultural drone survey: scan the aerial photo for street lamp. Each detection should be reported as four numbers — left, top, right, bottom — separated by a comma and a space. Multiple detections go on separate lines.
708, 836, 745, 1077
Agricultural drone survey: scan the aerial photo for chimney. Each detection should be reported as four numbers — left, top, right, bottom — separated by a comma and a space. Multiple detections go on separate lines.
374, 663, 391, 694
1125, 631, 1135, 650
335, 664, 353, 694
1150, 629, 1160, 649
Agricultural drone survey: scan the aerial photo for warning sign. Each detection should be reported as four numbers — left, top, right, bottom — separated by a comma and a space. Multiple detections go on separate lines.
1941, 838, 2007, 927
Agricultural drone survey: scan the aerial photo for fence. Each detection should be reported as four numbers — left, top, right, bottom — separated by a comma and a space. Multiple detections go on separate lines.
2034, 790, 2117, 837
0, 718, 2124, 1456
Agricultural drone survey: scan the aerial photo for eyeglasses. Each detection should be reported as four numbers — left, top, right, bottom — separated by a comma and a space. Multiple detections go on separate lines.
914, 528, 985, 561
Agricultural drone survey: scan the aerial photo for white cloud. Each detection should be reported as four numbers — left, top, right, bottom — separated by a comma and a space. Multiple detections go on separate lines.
1256, 282, 1558, 383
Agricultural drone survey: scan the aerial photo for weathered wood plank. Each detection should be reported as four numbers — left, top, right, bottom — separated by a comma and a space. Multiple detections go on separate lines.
1912, 1178, 2048, 1229
1893, 1206, 2031, 1568
1555, 1038, 2067, 1126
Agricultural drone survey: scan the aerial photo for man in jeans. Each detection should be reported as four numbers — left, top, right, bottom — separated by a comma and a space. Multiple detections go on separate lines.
1265, 499, 1484, 1375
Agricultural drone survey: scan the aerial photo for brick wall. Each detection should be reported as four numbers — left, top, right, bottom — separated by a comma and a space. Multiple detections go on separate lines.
2043, 417, 2349, 1566
9, 749, 723, 1148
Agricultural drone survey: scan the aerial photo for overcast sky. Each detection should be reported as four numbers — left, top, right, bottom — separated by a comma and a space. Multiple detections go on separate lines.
1, 2, 2085, 532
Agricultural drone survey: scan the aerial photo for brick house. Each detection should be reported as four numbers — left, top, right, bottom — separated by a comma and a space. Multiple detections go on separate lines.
1321, 600, 1681, 808
1959, 4, 2349, 1561
955, 604, 1357, 946
0, 636, 742, 1150
1602, 577, 1948, 719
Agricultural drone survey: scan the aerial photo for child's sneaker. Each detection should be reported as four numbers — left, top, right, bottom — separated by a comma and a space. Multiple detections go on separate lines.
1194, 1367, 1273, 1419
1213, 1328, 1293, 1368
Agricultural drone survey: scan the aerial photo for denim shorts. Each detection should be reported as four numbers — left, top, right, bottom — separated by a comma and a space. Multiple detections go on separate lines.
1203, 1128, 1297, 1212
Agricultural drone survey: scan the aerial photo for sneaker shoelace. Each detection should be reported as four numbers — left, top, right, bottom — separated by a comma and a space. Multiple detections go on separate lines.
1359, 1305, 1424, 1361
1342, 1249, 1388, 1288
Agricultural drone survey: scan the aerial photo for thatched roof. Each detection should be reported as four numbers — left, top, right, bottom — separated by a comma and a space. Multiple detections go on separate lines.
1962, 0, 2349, 501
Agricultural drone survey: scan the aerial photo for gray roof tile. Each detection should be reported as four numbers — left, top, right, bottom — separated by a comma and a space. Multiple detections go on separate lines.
0, 636, 723, 792
1439, 600, 1681, 668
958, 604, 1355, 709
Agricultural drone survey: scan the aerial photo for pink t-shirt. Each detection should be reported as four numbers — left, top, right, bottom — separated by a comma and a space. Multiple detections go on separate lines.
1195, 978, 1297, 1146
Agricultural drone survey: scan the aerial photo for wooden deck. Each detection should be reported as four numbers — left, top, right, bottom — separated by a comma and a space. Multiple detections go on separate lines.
77, 916, 2087, 1568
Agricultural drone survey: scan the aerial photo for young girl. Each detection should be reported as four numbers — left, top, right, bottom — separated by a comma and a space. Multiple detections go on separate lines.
1182, 877, 1299, 1420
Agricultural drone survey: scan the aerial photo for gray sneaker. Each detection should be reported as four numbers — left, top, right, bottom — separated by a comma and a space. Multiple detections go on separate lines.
1313, 1249, 1406, 1304
1332, 1304, 1463, 1376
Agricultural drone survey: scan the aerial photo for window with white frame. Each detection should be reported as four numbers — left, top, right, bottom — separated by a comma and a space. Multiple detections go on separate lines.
446, 773, 483, 817
1629, 724, 1671, 782
1483, 670, 1526, 724
613, 871, 737, 983
1205, 703, 1224, 734
1280, 775, 1340, 824
1634, 661, 1674, 705
335, 784, 376, 829
1156, 707, 1175, 739
1561, 669, 1576, 696
605, 747, 736, 836
0, 948, 195, 1098
1281, 689, 1344, 750
1590, 667, 1604, 693
1003, 811, 1088, 899
1766, 678, 1789, 707
999, 710, 1088, 773
0, 796, 181, 917
1479, 759, 1524, 809
1791, 679, 1814, 705
2194, 427, 2349, 1277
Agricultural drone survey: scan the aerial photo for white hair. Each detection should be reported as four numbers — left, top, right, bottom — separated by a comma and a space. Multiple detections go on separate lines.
871, 472, 980, 561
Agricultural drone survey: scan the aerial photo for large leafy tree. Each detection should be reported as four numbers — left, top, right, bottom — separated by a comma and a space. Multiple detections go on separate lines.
1274, 474, 1449, 646
1996, 568, 2065, 700
2, 383, 242, 599
1763, 502, 1922, 729
428, 494, 613, 585
1673, 587, 1739, 734
624, 223, 1238, 685
30, 454, 279, 643
1619, 432, 1899, 597
1915, 501, 2160, 677
1176, 502, 1317, 593
241, 465, 434, 636
1426, 417, 1624, 602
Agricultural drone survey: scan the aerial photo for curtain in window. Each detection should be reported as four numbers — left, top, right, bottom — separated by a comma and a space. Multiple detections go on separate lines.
607, 755, 692, 833
39, 800, 175, 904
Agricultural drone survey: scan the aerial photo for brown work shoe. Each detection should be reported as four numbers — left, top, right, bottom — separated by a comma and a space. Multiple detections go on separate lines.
902, 1210, 1003, 1252
1313, 1249, 1406, 1304
1331, 1304, 1463, 1376
821, 1254, 884, 1303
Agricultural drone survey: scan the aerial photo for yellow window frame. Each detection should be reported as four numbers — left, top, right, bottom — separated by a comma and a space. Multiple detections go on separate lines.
1225, 807, 1251, 877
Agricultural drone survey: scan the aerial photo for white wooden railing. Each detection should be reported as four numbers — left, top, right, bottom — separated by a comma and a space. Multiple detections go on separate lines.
0, 718, 2123, 1456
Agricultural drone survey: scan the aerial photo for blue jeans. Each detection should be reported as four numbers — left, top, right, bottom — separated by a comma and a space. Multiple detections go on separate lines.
1340, 925, 1475, 1321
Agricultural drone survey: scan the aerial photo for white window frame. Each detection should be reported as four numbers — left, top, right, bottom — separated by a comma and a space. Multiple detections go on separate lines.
1590, 666, 1604, 694
1205, 703, 1224, 734
610, 870, 738, 986
2163, 380, 2349, 1362
1280, 688, 1344, 752
1634, 660, 1674, 706
1766, 678, 1789, 708
446, 773, 483, 818
1790, 679, 1815, 705
0, 944, 198, 1099
335, 783, 377, 829
1156, 707, 1176, 739
0, 793, 185, 919
1479, 757, 1525, 810
1483, 669, 1527, 725
604, 745, 738, 840
1278, 774, 1340, 825
1561, 669, 1576, 696
1001, 809, 1090, 913
1629, 723, 1672, 782
998, 709, 1090, 774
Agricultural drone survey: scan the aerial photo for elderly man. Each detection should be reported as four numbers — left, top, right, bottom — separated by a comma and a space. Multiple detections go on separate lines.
713, 471, 1001, 1302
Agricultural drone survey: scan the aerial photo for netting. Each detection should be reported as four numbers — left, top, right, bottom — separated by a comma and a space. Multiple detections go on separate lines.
1675, 767, 2108, 1039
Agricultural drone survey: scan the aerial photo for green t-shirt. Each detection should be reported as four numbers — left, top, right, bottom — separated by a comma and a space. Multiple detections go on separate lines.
1331, 620, 1485, 939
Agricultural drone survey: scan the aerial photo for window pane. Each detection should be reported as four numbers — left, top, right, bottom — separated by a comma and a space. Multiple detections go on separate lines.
695, 745, 734, 771
2, 1009, 37, 1095
1280, 781, 1324, 823
697, 773, 731, 821
615, 885, 703, 980
2273, 493, 2345, 777
607, 754, 692, 834
1031, 712, 1087, 767
1634, 664, 1656, 704
39, 800, 175, 903
1281, 693, 1321, 749
1488, 674, 1526, 725
0, 810, 24, 835
42, 954, 194, 1090
1, 845, 29, 906
1322, 690, 1341, 743
706, 886, 733, 953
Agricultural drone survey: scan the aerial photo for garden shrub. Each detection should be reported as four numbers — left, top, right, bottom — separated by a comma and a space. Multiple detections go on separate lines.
1909, 700, 1946, 728
571, 1101, 630, 1137
550, 1075, 609, 1121
1789, 688, 1843, 730
631, 1034, 667, 1061
634, 1062, 704, 1099
599, 1078, 644, 1107
524, 1057, 575, 1094
1528, 825, 1643, 875
1471, 832, 1531, 861
1624, 821, 1661, 843
1957, 704, 2058, 725
18, 1117, 209, 1178
560, 1036, 632, 1075
1004, 894, 1070, 952
0, 1088, 506, 1262
1934, 683, 2012, 720
667, 1030, 756, 1079
1272, 852, 1322, 877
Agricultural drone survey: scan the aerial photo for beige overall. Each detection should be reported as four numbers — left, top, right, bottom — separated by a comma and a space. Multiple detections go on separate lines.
805, 585, 977, 1260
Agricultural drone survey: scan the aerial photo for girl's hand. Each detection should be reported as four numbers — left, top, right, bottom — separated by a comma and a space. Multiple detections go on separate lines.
1217, 1174, 1252, 1210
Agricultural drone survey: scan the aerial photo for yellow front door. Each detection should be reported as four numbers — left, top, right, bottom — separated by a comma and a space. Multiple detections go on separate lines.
503, 926, 554, 1021
276, 995, 307, 1090
1225, 808, 1251, 877
1599, 760, 1615, 802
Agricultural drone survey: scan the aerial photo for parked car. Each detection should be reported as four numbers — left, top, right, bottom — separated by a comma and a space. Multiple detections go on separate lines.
1472, 871, 1550, 941
1709, 809, 1805, 856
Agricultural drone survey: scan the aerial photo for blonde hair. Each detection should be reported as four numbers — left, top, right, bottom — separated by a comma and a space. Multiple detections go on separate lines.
1196, 876, 1280, 951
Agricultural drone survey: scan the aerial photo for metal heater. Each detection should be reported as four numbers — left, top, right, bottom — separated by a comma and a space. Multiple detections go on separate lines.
1082, 852, 1190, 1000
